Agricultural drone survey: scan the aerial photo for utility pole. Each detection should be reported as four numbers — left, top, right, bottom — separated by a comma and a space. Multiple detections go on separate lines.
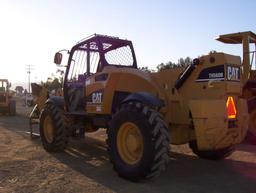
25, 65, 34, 93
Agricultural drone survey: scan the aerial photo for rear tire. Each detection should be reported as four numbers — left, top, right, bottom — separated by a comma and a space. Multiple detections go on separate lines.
107, 102, 170, 181
40, 102, 68, 152
189, 141, 233, 160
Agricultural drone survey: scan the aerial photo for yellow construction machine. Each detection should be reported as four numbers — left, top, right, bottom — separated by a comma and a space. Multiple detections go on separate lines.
217, 31, 256, 142
36, 34, 248, 181
0, 79, 16, 115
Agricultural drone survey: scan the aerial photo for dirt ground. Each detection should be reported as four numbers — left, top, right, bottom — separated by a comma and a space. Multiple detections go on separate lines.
0, 101, 256, 193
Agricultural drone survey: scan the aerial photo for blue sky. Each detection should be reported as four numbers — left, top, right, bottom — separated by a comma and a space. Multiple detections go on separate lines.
0, 0, 255, 88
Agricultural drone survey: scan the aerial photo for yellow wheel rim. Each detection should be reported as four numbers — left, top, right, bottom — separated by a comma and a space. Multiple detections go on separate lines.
117, 122, 144, 165
43, 115, 54, 143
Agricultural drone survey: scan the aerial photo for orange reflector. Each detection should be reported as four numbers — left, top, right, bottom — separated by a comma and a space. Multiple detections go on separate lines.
226, 96, 237, 119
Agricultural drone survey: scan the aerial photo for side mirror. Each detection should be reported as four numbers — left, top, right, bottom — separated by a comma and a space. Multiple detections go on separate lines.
54, 52, 63, 65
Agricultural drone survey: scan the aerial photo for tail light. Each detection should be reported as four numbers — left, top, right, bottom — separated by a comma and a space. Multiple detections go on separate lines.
226, 96, 237, 119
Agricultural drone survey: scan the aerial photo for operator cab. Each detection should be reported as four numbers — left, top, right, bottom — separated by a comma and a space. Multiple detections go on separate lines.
54, 34, 138, 112
54, 34, 137, 75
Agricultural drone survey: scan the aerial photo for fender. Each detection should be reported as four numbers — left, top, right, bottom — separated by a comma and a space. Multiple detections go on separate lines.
46, 96, 65, 109
121, 92, 164, 107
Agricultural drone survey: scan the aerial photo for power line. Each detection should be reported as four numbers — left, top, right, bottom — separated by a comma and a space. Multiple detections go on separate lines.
25, 65, 34, 93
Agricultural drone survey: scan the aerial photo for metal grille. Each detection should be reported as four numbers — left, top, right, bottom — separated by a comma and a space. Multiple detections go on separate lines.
105, 45, 133, 66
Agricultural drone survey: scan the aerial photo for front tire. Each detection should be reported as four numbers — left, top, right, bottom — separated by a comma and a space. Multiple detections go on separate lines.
107, 102, 170, 181
40, 102, 68, 152
189, 141, 233, 160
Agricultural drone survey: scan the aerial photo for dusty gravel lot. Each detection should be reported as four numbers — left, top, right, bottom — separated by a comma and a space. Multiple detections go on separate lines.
0, 101, 256, 193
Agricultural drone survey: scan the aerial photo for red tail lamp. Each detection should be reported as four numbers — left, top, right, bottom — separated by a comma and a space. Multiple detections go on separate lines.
226, 96, 237, 119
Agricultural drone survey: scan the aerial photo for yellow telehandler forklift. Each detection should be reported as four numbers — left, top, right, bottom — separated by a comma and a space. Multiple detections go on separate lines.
0, 79, 16, 115
38, 34, 248, 181
217, 31, 256, 142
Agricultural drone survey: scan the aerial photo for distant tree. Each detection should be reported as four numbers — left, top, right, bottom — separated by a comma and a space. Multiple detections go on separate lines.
40, 68, 64, 92
139, 66, 154, 73
49, 78, 62, 91
56, 69, 65, 85
41, 78, 62, 92
157, 57, 193, 71
156, 61, 177, 71
177, 57, 193, 68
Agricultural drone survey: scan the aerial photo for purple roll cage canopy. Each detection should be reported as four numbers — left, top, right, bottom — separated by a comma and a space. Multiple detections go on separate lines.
65, 34, 138, 88
75, 34, 136, 55
70, 34, 137, 72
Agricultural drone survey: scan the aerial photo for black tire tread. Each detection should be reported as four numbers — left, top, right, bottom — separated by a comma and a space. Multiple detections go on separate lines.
107, 102, 170, 181
40, 102, 68, 152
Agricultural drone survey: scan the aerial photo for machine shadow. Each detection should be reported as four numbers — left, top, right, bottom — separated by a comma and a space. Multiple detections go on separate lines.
52, 135, 256, 193
1, 115, 255, 193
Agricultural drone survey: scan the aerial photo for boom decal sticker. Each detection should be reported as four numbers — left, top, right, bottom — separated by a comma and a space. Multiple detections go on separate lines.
196, 65, 225, 82
196, 64, 240, 82
226, 65, 240, 81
